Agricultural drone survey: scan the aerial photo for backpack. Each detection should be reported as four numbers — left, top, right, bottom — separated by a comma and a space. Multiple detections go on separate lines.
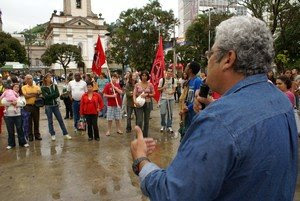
161, 77, 175, 87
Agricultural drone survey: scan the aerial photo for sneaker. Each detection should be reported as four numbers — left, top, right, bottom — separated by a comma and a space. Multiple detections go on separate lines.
168, 127, 174, 133
160, 127, 165, 132
74, 128, 78, 134
24, 143, 29, 148
64, 135, 72, 140
51, 136, 56, 141
6, 146, 13, 150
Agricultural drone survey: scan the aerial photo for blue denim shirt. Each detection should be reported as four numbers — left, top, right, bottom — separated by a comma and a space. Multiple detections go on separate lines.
139, 74, 298, 201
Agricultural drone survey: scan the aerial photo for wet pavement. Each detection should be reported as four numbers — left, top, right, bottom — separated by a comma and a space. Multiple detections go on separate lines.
0, 98, 299, 200
0, 99, 180, 201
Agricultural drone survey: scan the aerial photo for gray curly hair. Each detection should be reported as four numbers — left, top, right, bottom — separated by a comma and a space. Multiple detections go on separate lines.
214, 16, 274, 76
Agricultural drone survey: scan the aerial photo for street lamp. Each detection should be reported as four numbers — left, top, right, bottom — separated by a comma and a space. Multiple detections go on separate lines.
201, 7, 216, 51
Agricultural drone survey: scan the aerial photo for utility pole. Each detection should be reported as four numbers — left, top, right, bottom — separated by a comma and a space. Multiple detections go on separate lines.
173, 23, 177, 75
202, 7, 216, 51
208, 8, 211, 51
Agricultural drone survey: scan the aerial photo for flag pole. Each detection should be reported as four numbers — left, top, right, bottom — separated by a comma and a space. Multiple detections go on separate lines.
99, 34, 120, 109
106, 64, 120, 108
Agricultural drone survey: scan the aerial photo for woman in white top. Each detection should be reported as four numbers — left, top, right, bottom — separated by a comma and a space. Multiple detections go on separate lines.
1, 83, 29, 149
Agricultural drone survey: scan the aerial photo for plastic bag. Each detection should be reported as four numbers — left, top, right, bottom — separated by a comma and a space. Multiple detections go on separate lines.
77, 117, 86, 131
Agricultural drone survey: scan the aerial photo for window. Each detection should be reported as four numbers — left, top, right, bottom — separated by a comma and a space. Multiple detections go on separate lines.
76, 0, 81, 9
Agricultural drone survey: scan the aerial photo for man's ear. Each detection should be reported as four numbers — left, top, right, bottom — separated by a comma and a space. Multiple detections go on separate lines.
222, 50, 236, 72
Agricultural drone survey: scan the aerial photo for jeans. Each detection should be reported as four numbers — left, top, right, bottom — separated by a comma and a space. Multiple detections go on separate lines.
160, 99, 174, 128
0, 106, 4, 134
99, 92, 107, 117
24, 105, 41, 138
73, 100, 80, 129
85, 114, 99, 139
136, 102, 151, 137
126, 105, 136, 131
63, 97, 73, 118
181, 109, 197, 139
122, 95, 127, 115
45, 105, 68, 136
4, 116, 26, 147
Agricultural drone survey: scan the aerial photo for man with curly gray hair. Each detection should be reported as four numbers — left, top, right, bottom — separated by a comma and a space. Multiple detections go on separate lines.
130, 16, 297, 200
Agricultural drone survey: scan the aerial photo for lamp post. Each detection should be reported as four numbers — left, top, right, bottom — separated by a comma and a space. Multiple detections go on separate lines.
202, 7, 216, 51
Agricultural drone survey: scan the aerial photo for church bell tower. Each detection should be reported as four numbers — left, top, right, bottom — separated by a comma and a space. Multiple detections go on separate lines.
63, 0, 95, 17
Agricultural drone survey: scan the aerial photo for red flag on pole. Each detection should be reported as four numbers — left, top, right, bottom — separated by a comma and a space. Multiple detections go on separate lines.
150, 36, 165, 102
92, 35, 106, 76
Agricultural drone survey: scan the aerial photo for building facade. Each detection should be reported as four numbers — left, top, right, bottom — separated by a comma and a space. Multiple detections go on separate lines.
44, 0, 108, 71
178, 0, 247, 38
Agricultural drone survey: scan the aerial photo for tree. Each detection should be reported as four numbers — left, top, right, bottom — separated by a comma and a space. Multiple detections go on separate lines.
107, 0, 177, 71
0, 32, 27, 67
274, 2, 300, 69
184, 13, 232, 67
234, 0, 293, 35
41, 43, 82, 76
275, 52, 289, 73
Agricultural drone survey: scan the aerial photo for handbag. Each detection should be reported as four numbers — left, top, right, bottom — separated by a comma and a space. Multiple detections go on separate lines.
34, 96, 45, 107
136, 93, 146, 108
77, 117, 86, 131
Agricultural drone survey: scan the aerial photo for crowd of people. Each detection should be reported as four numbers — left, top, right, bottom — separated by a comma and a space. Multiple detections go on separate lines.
0, 65, 199, 150
0, 56, 299, 151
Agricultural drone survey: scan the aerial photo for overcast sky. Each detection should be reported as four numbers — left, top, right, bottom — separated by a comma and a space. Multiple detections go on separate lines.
0, 0, 178, 33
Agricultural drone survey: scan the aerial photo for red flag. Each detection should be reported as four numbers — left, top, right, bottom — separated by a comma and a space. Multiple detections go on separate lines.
150, 36, 165, 102
92, 35, 106, 76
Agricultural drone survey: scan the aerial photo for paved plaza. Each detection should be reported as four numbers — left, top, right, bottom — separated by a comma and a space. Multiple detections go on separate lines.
0, 100, 180, 201
0, 101, 299, 201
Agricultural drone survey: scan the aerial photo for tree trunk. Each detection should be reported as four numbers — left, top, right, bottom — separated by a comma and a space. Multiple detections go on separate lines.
63, 66, 67, 79
122, 63, 125, 76
83, 63, 85, 74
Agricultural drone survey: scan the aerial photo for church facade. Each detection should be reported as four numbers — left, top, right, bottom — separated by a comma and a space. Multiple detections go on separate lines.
44, 0, 108, 71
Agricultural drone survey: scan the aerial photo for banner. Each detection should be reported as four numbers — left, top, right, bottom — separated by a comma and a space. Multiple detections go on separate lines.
92, 35, 106, 76
150, 36, 165, 102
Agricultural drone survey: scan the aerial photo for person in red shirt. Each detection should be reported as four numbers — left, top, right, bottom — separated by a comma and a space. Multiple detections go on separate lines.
103, 73, 123, 136
80, 82, 104, 141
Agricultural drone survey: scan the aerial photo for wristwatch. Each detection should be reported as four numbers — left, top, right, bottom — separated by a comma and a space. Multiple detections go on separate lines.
132, 157, 150, 176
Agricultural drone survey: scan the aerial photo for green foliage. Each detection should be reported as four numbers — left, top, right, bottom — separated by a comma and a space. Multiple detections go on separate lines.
235, 0, 292, 35
274, 2, 300, 69
107, 0, 177, 71
0, 32, 27, 67
21, 22, 48, 46
184, 13, 232, 67
41, 43, 83, 76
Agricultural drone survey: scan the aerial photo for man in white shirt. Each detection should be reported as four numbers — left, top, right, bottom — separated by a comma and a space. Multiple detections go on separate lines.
158, 68, 177, 133
68, 72, 87, 132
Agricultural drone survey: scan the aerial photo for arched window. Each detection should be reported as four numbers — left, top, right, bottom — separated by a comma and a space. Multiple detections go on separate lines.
76, 0, 81, 9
